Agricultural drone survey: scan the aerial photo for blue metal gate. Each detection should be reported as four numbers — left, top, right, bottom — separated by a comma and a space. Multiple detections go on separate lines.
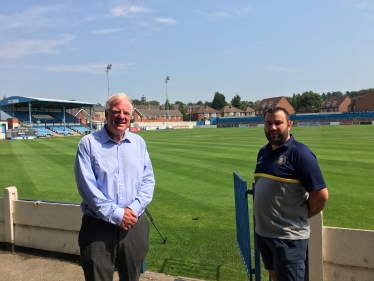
233, 170, 262, 281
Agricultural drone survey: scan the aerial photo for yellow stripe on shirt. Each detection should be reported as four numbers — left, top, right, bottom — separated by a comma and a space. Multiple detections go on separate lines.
254, 173, 301, 183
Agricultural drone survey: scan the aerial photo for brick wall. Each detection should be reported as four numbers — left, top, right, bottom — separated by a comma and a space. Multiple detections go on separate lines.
356, 90, 374, 112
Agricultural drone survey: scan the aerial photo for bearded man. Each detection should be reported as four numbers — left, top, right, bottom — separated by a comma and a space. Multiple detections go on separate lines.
253, 106, 328, 281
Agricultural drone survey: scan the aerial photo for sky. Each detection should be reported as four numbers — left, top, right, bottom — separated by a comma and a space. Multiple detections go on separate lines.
1, 0, 374, 106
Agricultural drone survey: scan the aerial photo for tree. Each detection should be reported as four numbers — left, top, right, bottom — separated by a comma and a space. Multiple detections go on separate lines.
165, 98, 174, 110
132, 99, 142, 106
196, 100, 203, 105
287, 93, 301, 112
178, 103, 189, 121
242, 100, 257, 109
211, 92, 227, 110
331, 91, 343, 98
148, 100, 160, 106
298, 91, 323, 113
231, 94, 241, 109
204, 101, 212, 107
286, 96, 293, 107
345, 89, 369, 99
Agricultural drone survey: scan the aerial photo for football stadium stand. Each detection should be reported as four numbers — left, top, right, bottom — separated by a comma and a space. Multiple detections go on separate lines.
0, 96, 96, 139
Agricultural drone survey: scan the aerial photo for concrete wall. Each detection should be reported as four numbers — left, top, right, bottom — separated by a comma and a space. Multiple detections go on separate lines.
323, 227, 374, 281
1, 187, 374, 280
0, 197, 5, 242
1, 187, 81, 255
13, 200, 81, 255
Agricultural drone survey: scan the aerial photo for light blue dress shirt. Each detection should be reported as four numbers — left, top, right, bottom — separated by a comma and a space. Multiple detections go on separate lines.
74, 127, 155, 226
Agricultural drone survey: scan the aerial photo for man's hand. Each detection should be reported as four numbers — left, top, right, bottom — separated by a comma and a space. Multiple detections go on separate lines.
119, 207, 138, 230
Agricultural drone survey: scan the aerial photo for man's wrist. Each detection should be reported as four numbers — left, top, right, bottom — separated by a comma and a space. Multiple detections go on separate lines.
112, 207, 125, 225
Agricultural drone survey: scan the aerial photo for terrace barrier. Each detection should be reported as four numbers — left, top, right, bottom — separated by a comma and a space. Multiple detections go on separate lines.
0, 187, 146, 272
233, 171, 374, 281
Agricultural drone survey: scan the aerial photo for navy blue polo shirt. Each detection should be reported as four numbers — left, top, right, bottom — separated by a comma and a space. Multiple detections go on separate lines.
253, 135, 326, 239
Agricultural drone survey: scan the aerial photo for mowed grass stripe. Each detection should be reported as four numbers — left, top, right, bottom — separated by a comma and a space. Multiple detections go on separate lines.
0, 138, 81, 202
1, 126, 374, 281
0, 141, 39, 195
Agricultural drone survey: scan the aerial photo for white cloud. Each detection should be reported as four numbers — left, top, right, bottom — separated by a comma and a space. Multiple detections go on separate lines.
265, 65, 301, 73
91, 28, 124, 34
197, 11, 231, 22
69, 16, 101, 28
196, 6, 252, 23
154, 18, 177, 24
109, 4, 151, 18
214, 12, 231, 18
351, 2, 374, 21
0, 35, 75, 58
352, 2, 374, 9
0, 5, 65, 30
44, 63, 133, 74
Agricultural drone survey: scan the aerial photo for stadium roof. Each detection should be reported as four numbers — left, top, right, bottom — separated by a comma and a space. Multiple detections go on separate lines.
0, 96, 97, 110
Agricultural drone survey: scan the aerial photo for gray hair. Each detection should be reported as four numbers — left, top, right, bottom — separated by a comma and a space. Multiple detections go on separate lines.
105, 93, 133, 112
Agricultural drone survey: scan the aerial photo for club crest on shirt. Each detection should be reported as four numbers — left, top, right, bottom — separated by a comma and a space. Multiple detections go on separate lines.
276, 155, 287, 165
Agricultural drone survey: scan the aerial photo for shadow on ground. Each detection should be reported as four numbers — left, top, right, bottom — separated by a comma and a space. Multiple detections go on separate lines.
160, 258, 220, 281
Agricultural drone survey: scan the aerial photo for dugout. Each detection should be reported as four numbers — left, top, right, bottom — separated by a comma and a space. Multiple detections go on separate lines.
0, 96, 97, 139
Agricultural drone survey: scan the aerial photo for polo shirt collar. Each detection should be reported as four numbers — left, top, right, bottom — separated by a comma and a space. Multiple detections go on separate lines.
266, 134, 294, 151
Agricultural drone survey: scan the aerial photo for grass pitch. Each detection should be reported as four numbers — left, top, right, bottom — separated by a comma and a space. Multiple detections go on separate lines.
0, 125, 373, 280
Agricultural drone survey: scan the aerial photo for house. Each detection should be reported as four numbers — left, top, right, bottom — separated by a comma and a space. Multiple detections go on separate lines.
242, 106, 255, 116
160, 103, 182, 110
133, 108, 183, 122
320, 96, 351, 113
348, 89, 374, 112
70, 108, 92, 125
219, 105, 243, 117
189, 105, 219, 121
254, 96, 294, 116
93, 106, 106, 121
186, 104, 201, 116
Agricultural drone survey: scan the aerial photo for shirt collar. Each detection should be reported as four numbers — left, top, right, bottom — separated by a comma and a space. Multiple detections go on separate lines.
283, 134, 294, 148
266, 134, 294, 150
100, 125, 132, 144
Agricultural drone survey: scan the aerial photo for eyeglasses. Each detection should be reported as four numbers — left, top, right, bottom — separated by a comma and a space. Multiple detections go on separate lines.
110, 110, 131, 117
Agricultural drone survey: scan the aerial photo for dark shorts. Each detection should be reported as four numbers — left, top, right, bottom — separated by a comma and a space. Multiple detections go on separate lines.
256, 233, 309, 281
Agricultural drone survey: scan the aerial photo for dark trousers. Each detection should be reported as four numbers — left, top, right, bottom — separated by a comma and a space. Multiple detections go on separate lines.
78, 214, 149, 281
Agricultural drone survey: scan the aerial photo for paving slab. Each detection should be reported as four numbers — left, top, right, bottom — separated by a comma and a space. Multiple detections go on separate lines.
0, 251, 204, 281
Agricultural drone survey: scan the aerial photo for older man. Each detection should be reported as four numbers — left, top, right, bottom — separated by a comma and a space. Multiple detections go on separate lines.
75, 93, 155, 281
254, 106, 328, 281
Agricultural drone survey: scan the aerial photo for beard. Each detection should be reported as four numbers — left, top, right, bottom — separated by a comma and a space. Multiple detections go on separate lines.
265, 128, 289, 146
